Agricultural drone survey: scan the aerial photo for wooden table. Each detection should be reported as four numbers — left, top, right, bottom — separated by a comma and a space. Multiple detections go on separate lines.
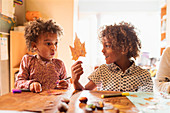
68, 90, 138, 113
0, 89, 139, 113
0, 89, 74, 113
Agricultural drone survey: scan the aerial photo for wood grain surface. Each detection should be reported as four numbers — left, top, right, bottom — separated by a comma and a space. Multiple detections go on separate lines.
0, 89, 73, 113
68, 90, 139, 113
0, 89, 139, 113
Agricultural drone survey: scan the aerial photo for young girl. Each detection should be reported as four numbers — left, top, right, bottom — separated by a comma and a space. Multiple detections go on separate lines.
15, 19, 69, 93
71, 22, 153, 92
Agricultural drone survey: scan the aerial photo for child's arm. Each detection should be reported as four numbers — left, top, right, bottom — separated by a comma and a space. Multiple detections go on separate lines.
155, 47, 170, 93
71, 61, 98, 90
56, 60, 70, 89
15, 55, 35, 89
71, 61, 84, 90
85, 80, 97, 90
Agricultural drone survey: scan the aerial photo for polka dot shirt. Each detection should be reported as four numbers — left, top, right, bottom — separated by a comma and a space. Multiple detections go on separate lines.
88, 61, 153, 92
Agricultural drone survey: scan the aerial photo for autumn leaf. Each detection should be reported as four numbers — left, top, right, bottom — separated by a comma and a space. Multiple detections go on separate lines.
139, 102, 150, 106
69, 34, 86, 61
144, 97, 154, 101
130, 94, 138, 97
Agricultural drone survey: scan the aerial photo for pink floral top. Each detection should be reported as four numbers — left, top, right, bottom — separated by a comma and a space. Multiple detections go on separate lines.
15, 55, 67, 90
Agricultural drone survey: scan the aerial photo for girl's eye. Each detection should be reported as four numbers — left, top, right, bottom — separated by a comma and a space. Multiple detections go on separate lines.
46, 43, 51, 46
55, 42, 58, 46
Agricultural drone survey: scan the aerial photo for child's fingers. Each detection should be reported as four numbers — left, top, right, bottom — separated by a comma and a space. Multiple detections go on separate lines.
34, 83, 42, 93
73, 66, 83, 74
56, 85, 68, 89
72, 63, 83, 75
58, 80, 67, 84
72, 61, 82, 68
30, 82, 42, 93
57, 80, 69, 89
30, 83, 35, 92
59, 80, 68, 86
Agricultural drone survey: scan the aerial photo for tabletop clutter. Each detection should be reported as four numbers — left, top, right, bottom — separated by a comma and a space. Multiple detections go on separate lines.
58, 95, 121, 112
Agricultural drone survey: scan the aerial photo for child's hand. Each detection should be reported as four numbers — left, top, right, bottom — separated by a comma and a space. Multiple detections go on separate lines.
56, 80, 69, 89
30, 82, 42, 93
71, 61, 84, 83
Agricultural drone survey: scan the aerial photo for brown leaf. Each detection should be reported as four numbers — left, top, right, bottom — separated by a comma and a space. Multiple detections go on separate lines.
130, 95, 138, 97
144, 97, 154, 101
139, 102, 150, 106
70, 34, 86, 61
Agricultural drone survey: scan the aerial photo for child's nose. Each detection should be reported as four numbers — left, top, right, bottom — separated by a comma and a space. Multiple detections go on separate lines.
51, 44, 57, 50
102, 48, 105, 53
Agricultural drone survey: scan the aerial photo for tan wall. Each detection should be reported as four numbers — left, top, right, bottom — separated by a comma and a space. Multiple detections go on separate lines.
26, 0, 74, 75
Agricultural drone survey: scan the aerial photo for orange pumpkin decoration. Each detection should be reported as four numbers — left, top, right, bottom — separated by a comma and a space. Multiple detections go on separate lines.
26, 11, 41, 21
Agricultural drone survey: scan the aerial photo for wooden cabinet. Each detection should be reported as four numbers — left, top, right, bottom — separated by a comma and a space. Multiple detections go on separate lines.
0, 34, 9, 95
160, 1, 167, 55
10, 31, 28, 90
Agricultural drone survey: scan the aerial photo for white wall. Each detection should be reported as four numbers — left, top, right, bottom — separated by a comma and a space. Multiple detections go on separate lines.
79, 0, 161, 59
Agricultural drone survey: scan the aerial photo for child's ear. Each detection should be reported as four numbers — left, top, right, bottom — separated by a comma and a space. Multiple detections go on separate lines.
121, 49, 128, 55
31, 42, 37, 51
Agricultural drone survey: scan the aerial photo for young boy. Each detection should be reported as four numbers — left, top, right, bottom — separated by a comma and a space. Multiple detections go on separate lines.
15, 19, 69, 93
71, 22, 153, 92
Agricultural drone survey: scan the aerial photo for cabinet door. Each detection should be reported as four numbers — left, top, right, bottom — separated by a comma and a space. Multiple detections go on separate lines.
10, 31, 27, 90
0, 36, 9, 95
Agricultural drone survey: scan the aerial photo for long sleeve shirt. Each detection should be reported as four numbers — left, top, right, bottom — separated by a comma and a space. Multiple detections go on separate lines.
15, 55, 67, 90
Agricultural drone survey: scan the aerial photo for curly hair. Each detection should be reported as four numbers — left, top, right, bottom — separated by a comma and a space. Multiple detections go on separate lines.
98, 21, 141, 59
24, 18, 63, 52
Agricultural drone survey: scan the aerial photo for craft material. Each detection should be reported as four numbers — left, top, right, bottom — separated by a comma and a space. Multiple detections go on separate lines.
12, 89, 21, 93
64, 77, 71, 80
101, 92, 129, 98
20, 89, 30, 92
56, 77, 71, 84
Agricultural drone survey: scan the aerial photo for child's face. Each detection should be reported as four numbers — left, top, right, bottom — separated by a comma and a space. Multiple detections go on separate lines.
102, 37, 124, 64
34, 32, 58, 61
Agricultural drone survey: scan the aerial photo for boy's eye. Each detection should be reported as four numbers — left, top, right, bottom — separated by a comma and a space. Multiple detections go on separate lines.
105, 45, 111, 48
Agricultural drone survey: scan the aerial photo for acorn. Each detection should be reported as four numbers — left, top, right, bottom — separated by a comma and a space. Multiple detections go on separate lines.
58, 102, 68, 112
61, 97, 70, 104
79, 97, 88, 103
95, 101, 104, 110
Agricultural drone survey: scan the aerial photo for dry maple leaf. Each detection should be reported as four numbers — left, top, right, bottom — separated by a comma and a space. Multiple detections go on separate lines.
139, 102, 150, 106
130, 94, 138, 97
69, 34, 86, 61
144, 97, 154, 101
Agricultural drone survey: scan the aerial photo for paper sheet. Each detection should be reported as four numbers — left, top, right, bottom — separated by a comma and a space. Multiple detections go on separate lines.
0, 37, 8, 60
